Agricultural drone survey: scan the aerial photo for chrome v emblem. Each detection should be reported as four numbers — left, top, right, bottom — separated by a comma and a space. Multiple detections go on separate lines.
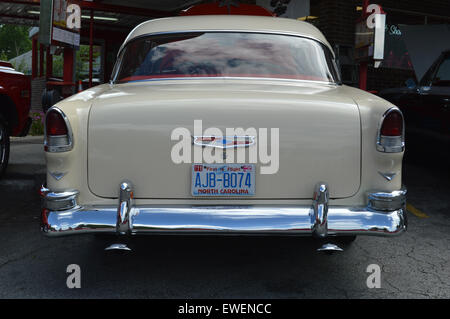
378, 171, 397, 181
49, 171, 67, 181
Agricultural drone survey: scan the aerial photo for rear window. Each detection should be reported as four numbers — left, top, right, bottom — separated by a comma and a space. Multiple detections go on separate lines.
113, 32, 339, 83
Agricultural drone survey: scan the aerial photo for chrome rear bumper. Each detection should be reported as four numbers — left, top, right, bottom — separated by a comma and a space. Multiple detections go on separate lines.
40, 183, 407, 238
42, 205, 406, 237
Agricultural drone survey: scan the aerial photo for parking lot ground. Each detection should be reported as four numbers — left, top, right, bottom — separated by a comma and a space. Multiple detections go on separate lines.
0, 136, 449, 298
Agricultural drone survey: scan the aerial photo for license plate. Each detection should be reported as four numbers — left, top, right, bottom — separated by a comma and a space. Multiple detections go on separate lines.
192, 164, 255, 196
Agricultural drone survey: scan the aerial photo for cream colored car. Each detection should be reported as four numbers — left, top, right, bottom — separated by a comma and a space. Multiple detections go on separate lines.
41, 15, 407, 248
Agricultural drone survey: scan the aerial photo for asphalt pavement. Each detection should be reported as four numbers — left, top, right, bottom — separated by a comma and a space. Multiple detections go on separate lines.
0, 136, 448, 298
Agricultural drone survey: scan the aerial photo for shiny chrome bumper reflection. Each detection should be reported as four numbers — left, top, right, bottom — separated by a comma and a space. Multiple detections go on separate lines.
41, 205, 406, 237
40, 184, 407, 237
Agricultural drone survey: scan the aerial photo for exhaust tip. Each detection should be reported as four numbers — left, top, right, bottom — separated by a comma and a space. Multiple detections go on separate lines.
317, 243, 343, 253
104, 243, 132, 252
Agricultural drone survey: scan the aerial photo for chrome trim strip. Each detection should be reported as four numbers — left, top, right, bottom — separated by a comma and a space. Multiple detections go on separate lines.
44, 190, 79, 200
376, 107, 405, 153
44, 107, 74, 153
125, 76, 336, 86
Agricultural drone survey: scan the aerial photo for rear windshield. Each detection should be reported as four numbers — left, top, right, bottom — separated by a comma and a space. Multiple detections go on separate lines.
113, 32, 339, 83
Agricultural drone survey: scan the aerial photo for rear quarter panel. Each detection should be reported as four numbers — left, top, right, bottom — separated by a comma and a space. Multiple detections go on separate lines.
338, 85, 404, 206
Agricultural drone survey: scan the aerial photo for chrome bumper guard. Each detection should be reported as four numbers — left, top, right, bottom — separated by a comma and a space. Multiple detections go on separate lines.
40, 183, 407, 237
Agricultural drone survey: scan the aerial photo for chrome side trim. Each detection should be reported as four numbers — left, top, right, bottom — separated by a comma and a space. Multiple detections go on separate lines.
44, 107, 74, 153
376, 107, 405, 153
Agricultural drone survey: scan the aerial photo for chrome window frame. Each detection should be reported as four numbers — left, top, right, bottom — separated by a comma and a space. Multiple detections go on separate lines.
110, 30, 341, 85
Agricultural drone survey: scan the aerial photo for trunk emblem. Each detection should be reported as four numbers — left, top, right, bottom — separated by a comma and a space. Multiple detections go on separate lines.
193, 136, 255, 149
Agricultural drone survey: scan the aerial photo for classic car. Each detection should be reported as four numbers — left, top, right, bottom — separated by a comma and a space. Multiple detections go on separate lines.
380, 50, 450, 137
40, 15, 407, 251
379, 50, 450, 159
0, 61, 32, 177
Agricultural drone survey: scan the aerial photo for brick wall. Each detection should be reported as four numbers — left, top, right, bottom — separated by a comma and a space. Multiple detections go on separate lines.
311, 0, 359, 47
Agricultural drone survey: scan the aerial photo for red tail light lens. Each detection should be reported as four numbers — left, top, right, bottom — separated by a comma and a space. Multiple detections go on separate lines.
377, 108, 405, 153
46, 110, 68, 136
44, 108, 73, 153
380, 111, 403, 136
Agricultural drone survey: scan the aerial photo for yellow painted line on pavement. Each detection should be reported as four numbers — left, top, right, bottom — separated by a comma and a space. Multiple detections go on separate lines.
406, 203, 429, 218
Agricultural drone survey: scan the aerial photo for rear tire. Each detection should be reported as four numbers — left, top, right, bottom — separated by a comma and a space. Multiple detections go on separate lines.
0, 115, 10, 178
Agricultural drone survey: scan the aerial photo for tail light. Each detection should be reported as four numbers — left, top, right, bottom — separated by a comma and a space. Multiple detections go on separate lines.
44, 108, 73, 152
376, 108, 405, 153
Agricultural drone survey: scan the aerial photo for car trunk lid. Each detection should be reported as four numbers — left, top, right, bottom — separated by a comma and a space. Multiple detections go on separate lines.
87, 80, 360, 199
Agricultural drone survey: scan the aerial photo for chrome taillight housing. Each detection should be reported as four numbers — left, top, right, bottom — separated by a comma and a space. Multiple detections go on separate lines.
44, 107, 73, 153
376, 107, 405, 153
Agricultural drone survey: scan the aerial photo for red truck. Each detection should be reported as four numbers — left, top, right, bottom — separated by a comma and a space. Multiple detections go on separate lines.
0, 61, 32, 176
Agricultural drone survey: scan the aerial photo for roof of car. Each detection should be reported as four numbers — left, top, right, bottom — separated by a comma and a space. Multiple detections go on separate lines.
121, 15, 332, 53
